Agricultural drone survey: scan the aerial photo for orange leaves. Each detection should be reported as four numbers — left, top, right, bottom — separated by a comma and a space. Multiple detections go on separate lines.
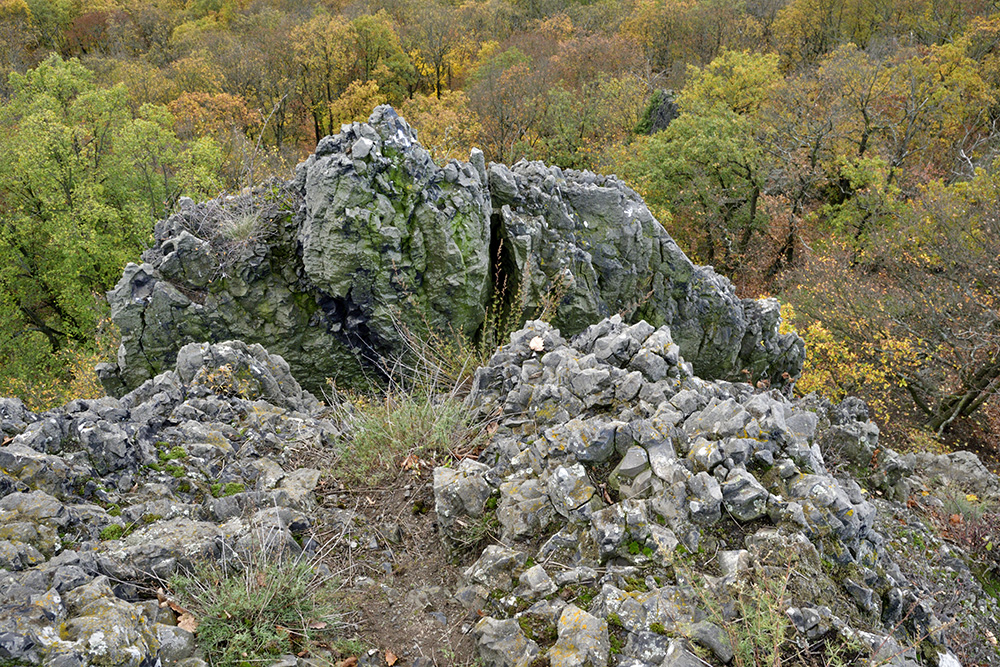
156, 588, 200, 633
168, 92, 261, 140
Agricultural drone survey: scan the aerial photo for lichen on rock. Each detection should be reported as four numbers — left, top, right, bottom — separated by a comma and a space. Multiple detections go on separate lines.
103, 106, 803, 397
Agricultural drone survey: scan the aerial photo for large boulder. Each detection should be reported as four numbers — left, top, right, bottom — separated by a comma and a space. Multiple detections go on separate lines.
103, 106, 802, 395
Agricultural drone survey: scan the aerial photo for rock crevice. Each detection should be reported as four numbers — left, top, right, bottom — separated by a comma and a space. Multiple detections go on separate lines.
103, 106, 803, 396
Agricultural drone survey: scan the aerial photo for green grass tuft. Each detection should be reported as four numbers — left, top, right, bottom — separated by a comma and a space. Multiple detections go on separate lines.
170, 555, 342, 667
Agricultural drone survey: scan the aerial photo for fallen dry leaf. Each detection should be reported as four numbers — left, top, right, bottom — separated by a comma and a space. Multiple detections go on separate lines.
385, 650, 398, 666
177, 612, 199, 633
256, 571, 266, 587
335, 658, 358, 667
167, 600, 191, 616
950, 513, 963, 525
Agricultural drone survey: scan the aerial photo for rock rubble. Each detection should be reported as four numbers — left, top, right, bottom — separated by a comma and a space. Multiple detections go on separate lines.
434, 317, 997, 667
0, 341, 332, 667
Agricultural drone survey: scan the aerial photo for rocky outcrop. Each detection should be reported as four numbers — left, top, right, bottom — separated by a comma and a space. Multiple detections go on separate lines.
103, 106, 803, 396
436, 317, 993, 667
0, 342, 332, 667
0, 324, 997, 666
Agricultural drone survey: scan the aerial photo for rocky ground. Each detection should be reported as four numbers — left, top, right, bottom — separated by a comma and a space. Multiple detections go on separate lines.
2, 108, 998, 667
0, 319, 997, 667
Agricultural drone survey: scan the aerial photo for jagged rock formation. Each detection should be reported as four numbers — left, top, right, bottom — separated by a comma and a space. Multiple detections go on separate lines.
0, 341, 331, 667
435, 317, 997, 667
0, 325, 997, 666
9, 105, 995, 667
103, 106, 803, 396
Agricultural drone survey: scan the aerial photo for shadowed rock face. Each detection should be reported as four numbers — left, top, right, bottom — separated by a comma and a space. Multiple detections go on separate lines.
102, 106, 803, 396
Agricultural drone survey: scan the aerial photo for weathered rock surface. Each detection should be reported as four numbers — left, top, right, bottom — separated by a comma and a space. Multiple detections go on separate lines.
104, 106, 803, 395
439, 317, 1000, 667
0, 342, 335, 667
0, 321, 997, 666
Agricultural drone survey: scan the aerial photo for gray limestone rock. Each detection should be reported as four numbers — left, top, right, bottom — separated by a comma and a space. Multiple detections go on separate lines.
434, 460, 493, 540
720, 468, 769, 521
546, 464, 599, 521
464, 546, 528, 591
473, 617, 539, 667
106, 107, 802, 395
687, 472, 722, 525
547, 605, 609, 667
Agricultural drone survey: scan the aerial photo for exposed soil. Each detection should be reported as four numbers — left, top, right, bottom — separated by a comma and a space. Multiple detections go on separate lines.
312, 469, 483, 667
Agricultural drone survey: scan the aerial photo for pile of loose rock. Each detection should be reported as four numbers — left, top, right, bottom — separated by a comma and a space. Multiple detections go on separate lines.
435, 317, 995, 667
0, 341, 334, 667
0, 320, 998, 667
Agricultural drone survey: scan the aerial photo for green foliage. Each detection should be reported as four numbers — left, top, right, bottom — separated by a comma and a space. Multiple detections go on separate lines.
165, 464, 186, 478
694, 564, 792, 667
0, 54, 221, 409
170, 555, 341, 667
210, 482, 245, 498
99, 524, 125, 540
789, 163, 1000, 432
525, 75, 645, 170
450, 504, 501, 554
620, 51, 779, 273
158, 446, 188, 461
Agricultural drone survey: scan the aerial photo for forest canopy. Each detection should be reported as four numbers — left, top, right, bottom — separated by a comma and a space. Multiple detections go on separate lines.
2, 0, 1000, 455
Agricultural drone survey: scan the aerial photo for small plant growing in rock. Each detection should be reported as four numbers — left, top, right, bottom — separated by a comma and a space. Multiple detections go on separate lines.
158, 446, 187, 462
198, 364, 256, 399
170, 550, 343, 667
450, 509, 501, 556
689, 561, 792, 667
100, 524, 125, 540
327, 383, 483, 486
210, 482, 245, 498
